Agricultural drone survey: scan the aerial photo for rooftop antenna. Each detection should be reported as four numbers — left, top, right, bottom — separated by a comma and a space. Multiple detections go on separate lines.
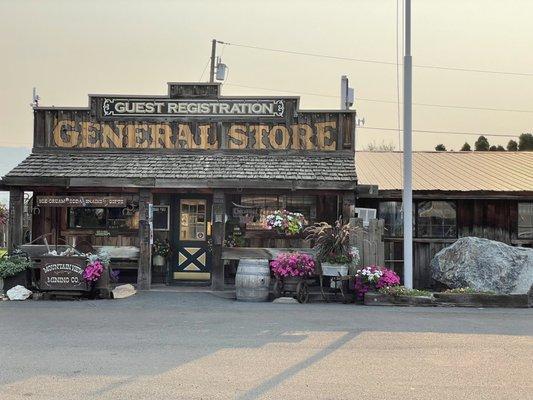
340, 75, 354, 110
30, 87, 40, 108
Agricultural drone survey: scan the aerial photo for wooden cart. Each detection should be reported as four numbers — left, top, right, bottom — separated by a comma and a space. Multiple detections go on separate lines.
318, 263, 355, 303
272, 275, 313, 304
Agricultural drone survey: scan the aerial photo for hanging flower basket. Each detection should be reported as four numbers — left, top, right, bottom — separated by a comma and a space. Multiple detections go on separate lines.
265, 210, 307, 236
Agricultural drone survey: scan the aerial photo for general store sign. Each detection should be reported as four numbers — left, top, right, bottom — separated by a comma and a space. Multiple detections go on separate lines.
102, 98, 285, 118
52, 120, 338, 150
37, 196, 126, 208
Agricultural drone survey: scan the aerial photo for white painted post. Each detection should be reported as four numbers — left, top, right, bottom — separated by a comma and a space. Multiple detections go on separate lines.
403, 0, 413, 288
340, 75, 348, 110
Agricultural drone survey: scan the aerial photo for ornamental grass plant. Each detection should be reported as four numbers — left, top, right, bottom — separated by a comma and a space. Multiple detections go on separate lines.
304, 218, 359, 264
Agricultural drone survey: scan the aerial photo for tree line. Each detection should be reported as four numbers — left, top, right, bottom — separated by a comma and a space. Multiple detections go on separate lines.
435, 133, 533, 152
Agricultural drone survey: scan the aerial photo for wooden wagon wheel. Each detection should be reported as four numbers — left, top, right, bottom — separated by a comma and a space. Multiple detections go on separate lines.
273, 277, 283, 298
296, 280, 309, 304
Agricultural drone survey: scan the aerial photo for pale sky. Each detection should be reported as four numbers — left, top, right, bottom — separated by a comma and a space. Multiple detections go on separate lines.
1, 0, 532, 151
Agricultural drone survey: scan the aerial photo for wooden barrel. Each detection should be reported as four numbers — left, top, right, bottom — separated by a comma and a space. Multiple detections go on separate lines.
235, 259, 271, 302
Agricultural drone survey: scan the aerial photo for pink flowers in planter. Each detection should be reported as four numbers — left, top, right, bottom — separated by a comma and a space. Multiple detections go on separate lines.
270, 252, 316, 278
354, 265, 401, 299
82, 260, 105, 282
377, 268, 401, 288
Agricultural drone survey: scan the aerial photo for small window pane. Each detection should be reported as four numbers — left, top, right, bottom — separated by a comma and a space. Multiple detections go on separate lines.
518, 203, 533, 239
69, 208, 106, 229
180, 200, 207, 241
240, 195, 281, 230
379, 202, 404, 237
153, 206, 170, 231
238, 195, 316, 230
417, 201, 457, 238
107, 208, 127, 229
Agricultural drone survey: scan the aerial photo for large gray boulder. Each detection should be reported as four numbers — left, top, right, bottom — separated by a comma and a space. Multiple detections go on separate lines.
431, 237, 533, 294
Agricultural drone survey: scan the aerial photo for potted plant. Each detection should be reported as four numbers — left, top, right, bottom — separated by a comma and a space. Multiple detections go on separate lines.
354, 265, 401, 300
270, 252, 316, 303
0, 254, 32, 293
152, 239, 170, 267
87, 250, 113, 299
266, 210, 307, 236
304, 219, 360, 278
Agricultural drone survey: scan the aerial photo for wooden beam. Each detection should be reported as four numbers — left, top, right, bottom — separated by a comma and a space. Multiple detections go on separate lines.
3, 176, 357, 191
375, 190, 533, 200
137, 189, 152, 290
210, 190, 226, 291
8, 188, 24, 253
221, 247, 317, 262
342, 192, 356, 221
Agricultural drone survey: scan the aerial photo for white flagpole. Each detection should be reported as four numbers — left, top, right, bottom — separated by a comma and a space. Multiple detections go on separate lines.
403, 0, 413, 289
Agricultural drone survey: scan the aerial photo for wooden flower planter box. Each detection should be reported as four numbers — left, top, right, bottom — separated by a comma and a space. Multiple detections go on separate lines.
364, 292, 436, 307
433, 293, 530, 308
365, 292, 531, 308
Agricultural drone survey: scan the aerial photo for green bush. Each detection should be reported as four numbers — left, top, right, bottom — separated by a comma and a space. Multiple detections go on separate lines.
379, 285, 432, 297
0, 256, 31, 279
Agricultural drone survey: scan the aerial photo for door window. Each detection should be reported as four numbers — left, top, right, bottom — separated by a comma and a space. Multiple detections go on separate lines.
180, 200, 207, 241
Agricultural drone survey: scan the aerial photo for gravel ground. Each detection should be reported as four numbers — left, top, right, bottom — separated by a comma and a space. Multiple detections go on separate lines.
0, 291, 532, 400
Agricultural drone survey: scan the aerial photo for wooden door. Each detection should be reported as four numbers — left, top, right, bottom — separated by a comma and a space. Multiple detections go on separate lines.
172, 198, 212, 282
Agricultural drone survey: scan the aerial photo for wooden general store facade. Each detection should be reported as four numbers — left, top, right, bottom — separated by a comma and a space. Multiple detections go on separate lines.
2, 82, 357, 289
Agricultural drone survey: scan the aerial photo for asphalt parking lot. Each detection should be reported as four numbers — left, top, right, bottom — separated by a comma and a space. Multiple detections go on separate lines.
1, 291, 532, 399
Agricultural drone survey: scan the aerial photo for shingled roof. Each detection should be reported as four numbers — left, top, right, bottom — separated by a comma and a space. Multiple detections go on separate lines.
2, 150, 357, 190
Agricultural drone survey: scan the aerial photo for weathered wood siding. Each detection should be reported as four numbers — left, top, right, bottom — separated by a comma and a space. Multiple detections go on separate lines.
33, 106, 355, 151
358, 197, 532, 289
457, 199, 516, 243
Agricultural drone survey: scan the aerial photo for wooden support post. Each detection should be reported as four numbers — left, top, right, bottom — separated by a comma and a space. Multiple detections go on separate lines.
137, 189, 153, 290
211, 190, 226, 291
342, 192, 356, 222
8, 188, 24, 254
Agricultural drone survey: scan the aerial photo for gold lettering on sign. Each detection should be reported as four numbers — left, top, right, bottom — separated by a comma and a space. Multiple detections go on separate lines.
290, 124, 315, 150
155, 123, 173, 148
117, 123, 136, 148
269, 125, 290, 149
134, 123, 151, 149
177, 124, 195, 148
315, 121, 337, 151
101, 123, 123, 148
53, 120, 79, 147
249, 124, 269, 149
198, 124, 217, 150
81, 122, 101, 148
49, 119, 342, 150
227, 125, 248, 149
